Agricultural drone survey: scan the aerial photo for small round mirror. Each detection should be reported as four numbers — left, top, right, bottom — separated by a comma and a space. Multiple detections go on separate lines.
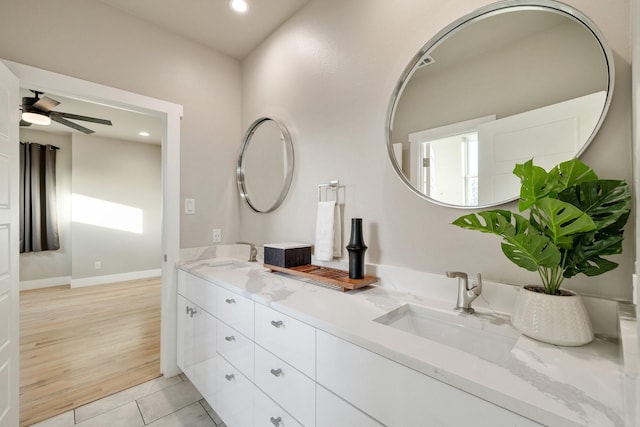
237, 117, 294, 213
387, 0, 614, 208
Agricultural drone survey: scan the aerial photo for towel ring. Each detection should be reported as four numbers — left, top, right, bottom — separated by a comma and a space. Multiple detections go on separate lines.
318, 180, 339, 202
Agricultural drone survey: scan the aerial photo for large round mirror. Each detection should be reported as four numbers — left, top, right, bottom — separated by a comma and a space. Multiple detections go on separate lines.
237, 117, 294, 213
387, 0, 614, 208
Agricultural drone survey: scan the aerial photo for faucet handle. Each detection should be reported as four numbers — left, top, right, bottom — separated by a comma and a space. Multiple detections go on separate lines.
470, 273, 482, 295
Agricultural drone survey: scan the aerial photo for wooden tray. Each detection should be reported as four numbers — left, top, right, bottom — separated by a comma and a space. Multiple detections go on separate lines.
264, 264, 378, 292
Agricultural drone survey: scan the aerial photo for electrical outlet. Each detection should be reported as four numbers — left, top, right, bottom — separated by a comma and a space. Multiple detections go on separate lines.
212, 228, 222, 243
94, 261, 102, 269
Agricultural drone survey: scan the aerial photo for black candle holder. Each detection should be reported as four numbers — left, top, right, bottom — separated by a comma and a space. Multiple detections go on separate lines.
346, 218, 367, 279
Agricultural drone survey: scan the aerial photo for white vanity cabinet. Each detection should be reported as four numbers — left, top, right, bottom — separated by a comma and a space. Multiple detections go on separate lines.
177, 267, 547, 427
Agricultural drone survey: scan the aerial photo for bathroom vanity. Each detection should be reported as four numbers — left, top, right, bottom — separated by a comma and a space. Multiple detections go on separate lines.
176, 257, 629, 427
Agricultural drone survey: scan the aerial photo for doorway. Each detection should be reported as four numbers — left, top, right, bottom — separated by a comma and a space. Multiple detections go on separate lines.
2, 59, 183, 422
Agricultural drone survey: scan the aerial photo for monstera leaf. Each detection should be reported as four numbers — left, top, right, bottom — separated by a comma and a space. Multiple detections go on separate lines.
549, 159, 598, 192
558, 180, 631, 230
453, 210, 560, 272
530, 198, 596, 248
513, 160, 554, 211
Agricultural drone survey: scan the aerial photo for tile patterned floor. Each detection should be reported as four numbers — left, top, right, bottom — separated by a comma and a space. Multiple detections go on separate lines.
29, 375, 226, 427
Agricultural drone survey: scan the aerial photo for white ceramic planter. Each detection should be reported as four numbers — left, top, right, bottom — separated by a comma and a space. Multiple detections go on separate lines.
511, 286, 594, 346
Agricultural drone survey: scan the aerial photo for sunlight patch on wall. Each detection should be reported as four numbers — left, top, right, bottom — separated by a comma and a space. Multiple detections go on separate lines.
72, 194, 143, 234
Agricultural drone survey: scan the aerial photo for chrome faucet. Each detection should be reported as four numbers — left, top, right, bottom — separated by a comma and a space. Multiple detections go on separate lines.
236, 242, 258, 262
446, 271, 482, 314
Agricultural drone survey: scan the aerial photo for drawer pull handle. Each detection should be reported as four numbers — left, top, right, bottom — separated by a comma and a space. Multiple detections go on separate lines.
189, 307, 197, 317
185, 306, 190, 314
270, 368, 283, 377
225, 374, 235, 381
270, 417, 282, 426
270, 320, 283, 328
224, 335, 235, 342
225, 298, 236, 304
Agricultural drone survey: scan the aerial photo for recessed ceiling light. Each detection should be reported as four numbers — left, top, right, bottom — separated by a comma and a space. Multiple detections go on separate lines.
138, 131, 150, 137
230, 0, 249, 13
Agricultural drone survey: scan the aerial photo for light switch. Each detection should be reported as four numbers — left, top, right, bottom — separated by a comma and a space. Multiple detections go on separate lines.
184, 198, 195, 214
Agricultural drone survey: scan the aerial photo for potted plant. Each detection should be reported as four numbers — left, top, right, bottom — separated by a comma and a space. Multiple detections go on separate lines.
452, 158, 631, 346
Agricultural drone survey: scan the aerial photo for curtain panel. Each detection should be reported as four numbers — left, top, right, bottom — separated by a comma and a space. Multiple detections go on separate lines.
20, 142, 60, 253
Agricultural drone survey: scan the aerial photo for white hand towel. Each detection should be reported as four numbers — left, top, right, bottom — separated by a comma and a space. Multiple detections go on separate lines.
332, 203, 342, 258
315, 200, 340, 261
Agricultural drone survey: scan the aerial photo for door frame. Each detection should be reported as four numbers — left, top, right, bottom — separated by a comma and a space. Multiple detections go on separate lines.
2, 59, 183, 378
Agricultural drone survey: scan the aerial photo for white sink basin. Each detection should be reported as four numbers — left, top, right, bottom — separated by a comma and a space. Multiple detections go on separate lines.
373, 304, 519, 363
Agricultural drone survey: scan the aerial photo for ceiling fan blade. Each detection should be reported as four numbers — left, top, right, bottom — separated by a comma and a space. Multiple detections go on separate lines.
55, 111, 112, 126
19, 119, 32, 127
50, 114, 95, 134
33, 96, 60, 112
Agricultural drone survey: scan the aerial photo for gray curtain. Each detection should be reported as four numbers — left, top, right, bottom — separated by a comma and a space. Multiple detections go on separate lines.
20, 142, 60, 253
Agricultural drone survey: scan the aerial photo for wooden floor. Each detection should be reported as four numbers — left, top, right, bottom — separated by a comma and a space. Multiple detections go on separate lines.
19, 277, 161, 426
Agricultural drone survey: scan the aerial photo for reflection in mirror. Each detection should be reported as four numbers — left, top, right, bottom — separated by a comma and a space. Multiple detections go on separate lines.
387, 1, 614, 208
237, 117, 294, 213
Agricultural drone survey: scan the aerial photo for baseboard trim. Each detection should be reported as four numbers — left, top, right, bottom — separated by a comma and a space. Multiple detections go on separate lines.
20, 276, 72, 291
70, 269, 161, 288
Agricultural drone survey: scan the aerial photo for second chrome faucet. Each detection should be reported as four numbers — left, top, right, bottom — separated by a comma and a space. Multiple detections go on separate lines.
446, 271, 482, 314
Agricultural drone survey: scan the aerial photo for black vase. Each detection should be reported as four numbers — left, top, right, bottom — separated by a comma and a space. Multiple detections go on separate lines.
346, 218, 367, 279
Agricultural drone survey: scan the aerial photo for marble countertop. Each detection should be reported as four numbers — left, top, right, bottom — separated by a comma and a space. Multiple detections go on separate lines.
177, 257, 625, 427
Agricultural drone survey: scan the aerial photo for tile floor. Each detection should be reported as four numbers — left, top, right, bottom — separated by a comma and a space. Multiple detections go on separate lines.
29, 375, 226, 427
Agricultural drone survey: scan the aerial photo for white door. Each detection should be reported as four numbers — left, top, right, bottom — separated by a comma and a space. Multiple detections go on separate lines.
0, 62, 20, 426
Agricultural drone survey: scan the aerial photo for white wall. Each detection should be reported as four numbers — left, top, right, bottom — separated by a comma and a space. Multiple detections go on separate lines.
71, 134, 161, 279
0, 0, 242, 248
18, 129, 72, 284
241, 0, 634, 301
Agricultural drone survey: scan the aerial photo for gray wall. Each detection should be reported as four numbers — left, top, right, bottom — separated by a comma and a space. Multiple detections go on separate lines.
71, 134, 161, 279
240, 0, 634, 301
0, 0, 242, 248
19, 129, 72, 282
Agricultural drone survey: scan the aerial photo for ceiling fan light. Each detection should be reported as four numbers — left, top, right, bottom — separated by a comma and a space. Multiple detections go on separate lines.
230, 0, 248, 13
22, 111, 51, 126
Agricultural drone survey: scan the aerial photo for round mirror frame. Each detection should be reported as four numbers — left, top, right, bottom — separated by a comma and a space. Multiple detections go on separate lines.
237, 117, 294, 213
385, 0, 615, 209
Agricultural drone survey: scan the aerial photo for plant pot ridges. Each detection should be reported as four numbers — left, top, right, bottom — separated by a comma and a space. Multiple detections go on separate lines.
511, 286, 594, 346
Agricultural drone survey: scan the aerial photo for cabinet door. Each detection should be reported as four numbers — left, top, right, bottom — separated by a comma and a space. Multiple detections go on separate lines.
254, 386, 302, 427
193, 305, 217, 406
176, 295, 196, 380
215, 356, 253, 427
317, 331, 542, 427
316, 385, 382, 427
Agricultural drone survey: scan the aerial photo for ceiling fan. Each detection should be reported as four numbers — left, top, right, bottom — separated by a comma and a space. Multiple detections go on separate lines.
20, 90, 113, 135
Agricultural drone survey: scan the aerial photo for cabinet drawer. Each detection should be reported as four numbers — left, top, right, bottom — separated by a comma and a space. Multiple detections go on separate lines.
215, 356, 254, 427
316, 385, 382, 427
177, 270, 217, 315
255, 345, 315, 427
254, 386, 302, 427
216, 286, 254, 339
217, 320, 254, 380
255, 303, 315, 378
317, 331, 541, 427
